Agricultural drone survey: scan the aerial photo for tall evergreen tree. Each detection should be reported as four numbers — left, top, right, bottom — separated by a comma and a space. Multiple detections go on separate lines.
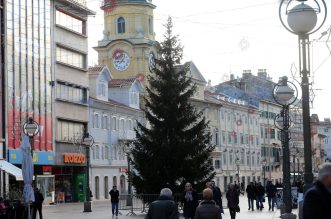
129, 17, 215, 194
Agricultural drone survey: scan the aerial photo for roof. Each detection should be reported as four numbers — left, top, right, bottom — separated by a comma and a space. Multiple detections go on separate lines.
109, 77, 137, 88
90, 96, 142, 112
58, 0, 96, 15
88, 66, 105, 75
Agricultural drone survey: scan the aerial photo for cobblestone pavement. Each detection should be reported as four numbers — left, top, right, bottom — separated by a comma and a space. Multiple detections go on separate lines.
44, 196, 299, 219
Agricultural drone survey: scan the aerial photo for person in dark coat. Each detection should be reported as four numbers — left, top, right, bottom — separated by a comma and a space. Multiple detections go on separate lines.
146, 188, 179, 219
303, 163, 331, 219
109, 186, 119, 217
265, 180, 277, 211
182, 182, 198, 219
194, 188, 222, 219
255, 182, 265, 211
246, 182, 256, 211
33, 188, 44, 219
226, 184, 239, 219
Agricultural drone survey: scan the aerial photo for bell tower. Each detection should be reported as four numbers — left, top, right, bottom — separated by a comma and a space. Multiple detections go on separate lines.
95, 0, 158, 81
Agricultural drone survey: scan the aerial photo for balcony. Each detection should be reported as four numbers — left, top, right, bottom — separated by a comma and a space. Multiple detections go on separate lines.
118, 130, 136, 141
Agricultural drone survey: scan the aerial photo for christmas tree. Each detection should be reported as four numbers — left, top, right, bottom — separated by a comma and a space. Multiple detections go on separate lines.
129, 17, 215, 194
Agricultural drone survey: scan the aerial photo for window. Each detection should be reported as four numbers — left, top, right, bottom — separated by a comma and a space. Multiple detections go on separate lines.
223, 153, 227, 165
241, 152, 245, 165
56, 82, 87, 104
228, 132, 232, 144
260, 127, 264, 138
93, 113, 100, 128
247, 155, 250, 165
92, 147, 96, 160
98, 82, 107, 97
230, 153, 233, 164
215, 160, 221, 169
56, 10, 85, 34
120, 119, 125, 130
222, 131, 226, 144
57, 120, 84, 142
148, 17, 153, 34
117, 17, 125, 34
221, 111, 224, 120
240, 133, 244, 145
56, 46, 85, 69
102, 115, 108, 129
215, 129, 219, 145
112, 117, 117, 130
101, 146, 105, 160
252, 156, 255, 166
105, 146, 110, 160
270, 129, 275, 139
95, 145, 100, 159
128, 120, 133, 130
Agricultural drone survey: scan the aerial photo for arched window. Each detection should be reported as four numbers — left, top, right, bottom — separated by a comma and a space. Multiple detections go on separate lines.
148, 17, 153, 35
113, 176, 117, 187
117, 17, 125, 34
120, 119, 125, 130
95, 176, 100, 199
111, 117, 117, 130
104, 176, 109, 199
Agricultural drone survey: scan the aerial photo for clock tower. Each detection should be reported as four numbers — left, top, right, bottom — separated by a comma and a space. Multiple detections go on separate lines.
95, 0, 158, 81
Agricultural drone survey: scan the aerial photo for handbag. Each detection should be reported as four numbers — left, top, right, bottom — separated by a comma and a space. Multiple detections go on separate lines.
235, 205, 240, 213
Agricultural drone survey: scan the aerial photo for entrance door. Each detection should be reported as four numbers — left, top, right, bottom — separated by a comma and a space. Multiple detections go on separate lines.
36, 175, 55, 204
104, 176, 109, 199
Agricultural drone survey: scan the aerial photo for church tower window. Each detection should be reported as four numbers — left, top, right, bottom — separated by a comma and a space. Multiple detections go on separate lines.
117, 17, 125, 34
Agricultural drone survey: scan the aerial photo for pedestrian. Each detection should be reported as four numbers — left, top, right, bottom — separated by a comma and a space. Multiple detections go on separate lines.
206, 182, 223, 212
145, 188, 179, 219
246, 182, 256, 211
109, 185, 119, 217
226, 184, 239, 219
234, 181, 240, 194
182, 182, 198, 219
303, 163, 331, 219
33, 188, 44, 219
194, 188, 222, 219
255, 182, 265, 211
240, 182, 244, 195
265, 180, 276, 211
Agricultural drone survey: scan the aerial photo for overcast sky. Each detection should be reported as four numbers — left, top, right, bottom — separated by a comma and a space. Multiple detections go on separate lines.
87, 0, 331, 119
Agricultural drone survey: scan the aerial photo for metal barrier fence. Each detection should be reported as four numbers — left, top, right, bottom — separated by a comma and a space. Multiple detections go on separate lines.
118, 193, 228, 215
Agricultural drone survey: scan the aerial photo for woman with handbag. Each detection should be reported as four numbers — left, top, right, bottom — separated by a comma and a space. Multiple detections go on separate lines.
226, 184, 240, 219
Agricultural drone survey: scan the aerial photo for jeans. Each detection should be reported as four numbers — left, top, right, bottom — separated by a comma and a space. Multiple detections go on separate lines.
248, 198, 254, 210
268, 196, 276, 210
256, 196, 263, 210
112, 202, 119, 216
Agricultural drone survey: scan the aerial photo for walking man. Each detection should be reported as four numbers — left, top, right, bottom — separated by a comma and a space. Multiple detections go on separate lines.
246, 182, 256, 211
265, 180, 276, 211
109, 186, 119, 217
33, 188, 44, 219
303, 163, 331, 219
145, 188, 179, 219
255, 182, 265, 211
226, 184, 239, 219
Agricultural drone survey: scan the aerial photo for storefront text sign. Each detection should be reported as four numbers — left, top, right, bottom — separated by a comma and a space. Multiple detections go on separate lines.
64, 153, 86, 164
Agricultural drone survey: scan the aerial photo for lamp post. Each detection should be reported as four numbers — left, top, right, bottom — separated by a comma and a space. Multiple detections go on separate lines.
273, 76, 298, 219
279, 0, 327, 192
82, 132, 94, 213
262, 159, 267, 188
235, 158, 240, 184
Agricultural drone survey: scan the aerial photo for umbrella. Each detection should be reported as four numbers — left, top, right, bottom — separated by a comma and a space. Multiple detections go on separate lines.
20, 135, 35, 218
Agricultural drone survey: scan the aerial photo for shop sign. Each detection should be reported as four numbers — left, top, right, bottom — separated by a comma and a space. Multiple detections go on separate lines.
63, 153, 86, 164
42, 166, 52, 175
119, 168, 128, 173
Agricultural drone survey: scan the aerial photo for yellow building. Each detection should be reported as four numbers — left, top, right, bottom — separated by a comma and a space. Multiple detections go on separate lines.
94, 0, 158, 81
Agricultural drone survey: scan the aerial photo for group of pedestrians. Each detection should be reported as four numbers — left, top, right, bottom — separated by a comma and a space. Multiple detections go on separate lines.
246, 180, 278, 212
145, 180, 241, 219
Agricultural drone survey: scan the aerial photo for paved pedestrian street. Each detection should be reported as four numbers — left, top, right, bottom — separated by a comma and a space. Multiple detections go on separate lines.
44, 196, 299, 219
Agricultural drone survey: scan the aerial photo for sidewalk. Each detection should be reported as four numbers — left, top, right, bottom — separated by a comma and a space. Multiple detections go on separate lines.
43, 196, 298, 219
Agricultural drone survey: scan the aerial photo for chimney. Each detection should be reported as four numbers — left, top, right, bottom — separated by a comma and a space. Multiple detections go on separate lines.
242, 70, 252, 78
230, 74, 235, 80
257, 69, 267, 79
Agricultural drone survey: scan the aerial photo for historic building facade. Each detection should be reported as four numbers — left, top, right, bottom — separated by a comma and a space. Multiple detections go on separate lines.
88, 66, 145, 200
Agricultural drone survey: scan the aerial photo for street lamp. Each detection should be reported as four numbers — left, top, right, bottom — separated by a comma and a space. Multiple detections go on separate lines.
273, 76, 298, 219
82, 132, 94, 213
262, 159, 267, 188
235, 158, 240, 184
279, 0, 327, 193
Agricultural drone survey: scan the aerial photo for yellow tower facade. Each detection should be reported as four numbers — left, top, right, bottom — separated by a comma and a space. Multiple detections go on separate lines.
95, 0, 158, 81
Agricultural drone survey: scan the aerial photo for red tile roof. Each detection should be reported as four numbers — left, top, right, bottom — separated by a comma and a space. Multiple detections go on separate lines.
108, 77, 136, 87
88, 66, 105, 75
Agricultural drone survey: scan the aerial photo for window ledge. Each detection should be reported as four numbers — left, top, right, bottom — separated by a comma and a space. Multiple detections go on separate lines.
56, 98, 88, 106
55, 24, 88, 38
56, 61, 88, 72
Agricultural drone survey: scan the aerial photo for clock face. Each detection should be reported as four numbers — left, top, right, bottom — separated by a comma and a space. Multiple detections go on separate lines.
148, 52, 156, 73
113, 51, 130, 71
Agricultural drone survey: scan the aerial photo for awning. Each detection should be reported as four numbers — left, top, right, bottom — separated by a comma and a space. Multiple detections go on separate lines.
0, 160, 23, 181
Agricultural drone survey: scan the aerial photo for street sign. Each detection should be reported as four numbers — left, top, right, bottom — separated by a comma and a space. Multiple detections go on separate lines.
23, 118, 39, 137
